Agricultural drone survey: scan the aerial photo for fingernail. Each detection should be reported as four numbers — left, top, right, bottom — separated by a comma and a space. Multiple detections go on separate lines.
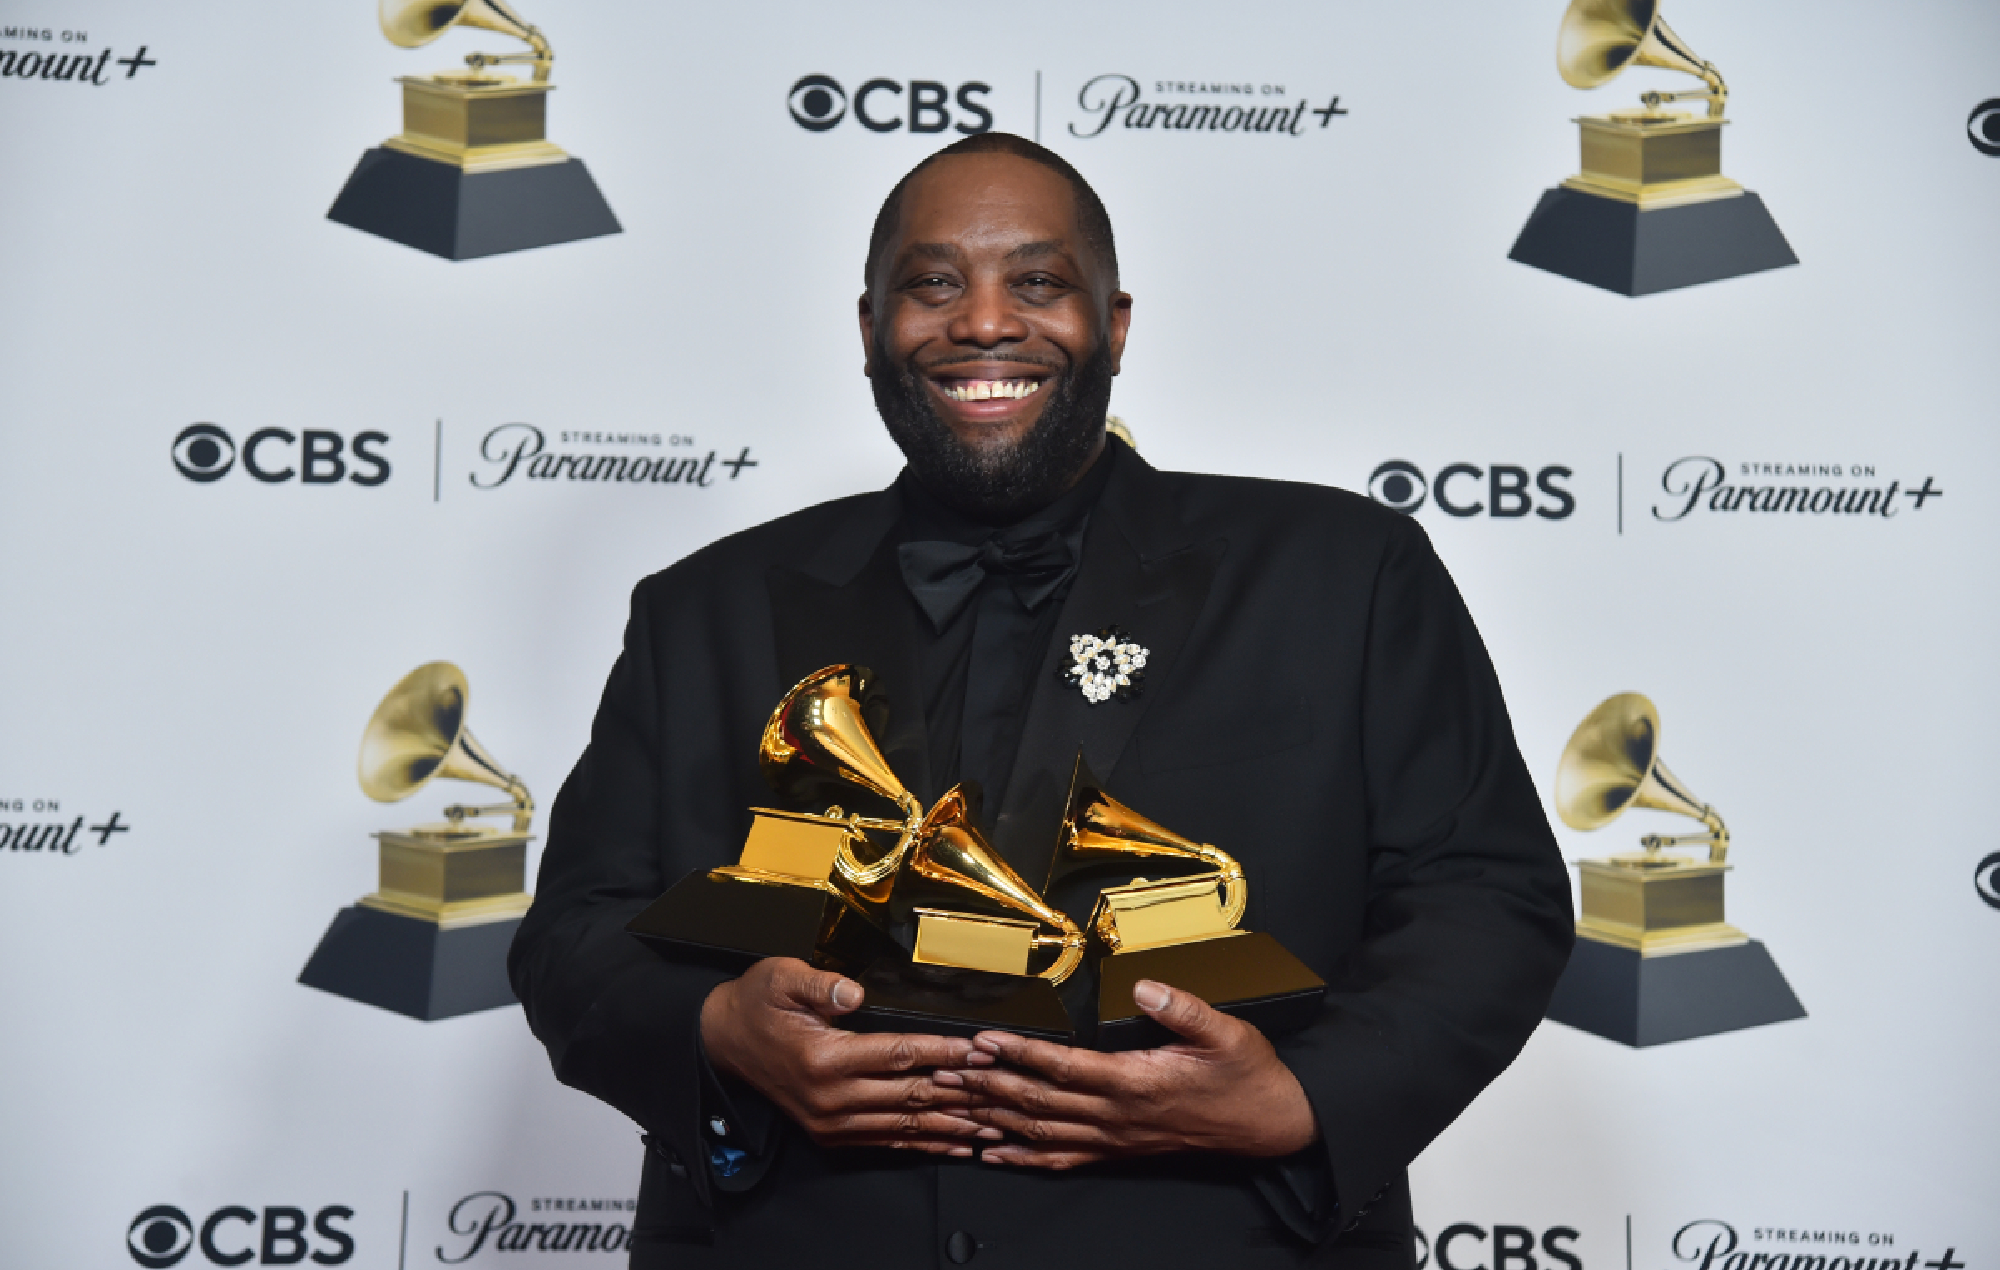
973, 1035, 1004, 1053
977, 1127, 1005, 1140
1133, 980, 1169, 1012
950, 1146, 973, 1158
830, 980, 860, 1010
965, 1051, 996, 1066
932, 1070, 964, 1087
981, 1150, 1011, 1165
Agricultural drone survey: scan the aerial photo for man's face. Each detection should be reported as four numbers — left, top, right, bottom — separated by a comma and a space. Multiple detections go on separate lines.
861, 152, 1132, 522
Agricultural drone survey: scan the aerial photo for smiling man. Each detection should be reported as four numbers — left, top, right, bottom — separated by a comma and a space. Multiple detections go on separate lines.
511, 134, 1573, 1270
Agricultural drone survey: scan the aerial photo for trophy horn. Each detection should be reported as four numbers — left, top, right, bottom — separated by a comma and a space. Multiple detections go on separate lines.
1046, 753, 1246, 927
358, 661, 533, 834
1556, 0, 1727, 118
1554, 692, 1728, 863
759, 666, 924, 887
380, 0, 553, 82
899, 786, 1085, 984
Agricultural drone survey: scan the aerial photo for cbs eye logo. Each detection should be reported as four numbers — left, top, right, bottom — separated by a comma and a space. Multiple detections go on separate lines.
129, 1208, 193, 1269
172, 424, 390, 486
1976, 852, 2000, 910
1970, 99, 2000, 157
1367, 460, 1576, 520
787, 74, 993, 135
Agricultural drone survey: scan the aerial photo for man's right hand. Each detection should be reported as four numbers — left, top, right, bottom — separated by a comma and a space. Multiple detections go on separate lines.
699, 957, 998, 1157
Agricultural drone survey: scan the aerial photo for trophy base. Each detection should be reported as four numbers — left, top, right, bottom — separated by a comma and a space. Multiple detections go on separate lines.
1095, 932, 1327, 1051
1508, 186, 1797, 296
626, 868, 889, 974
327, 146, 620, 261
839, 958, 1074, 1042
297, 903, 518, 1021
1546, 936, 1805, 1048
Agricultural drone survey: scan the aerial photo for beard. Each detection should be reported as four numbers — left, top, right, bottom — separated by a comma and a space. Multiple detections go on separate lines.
872, 337, 1114, 524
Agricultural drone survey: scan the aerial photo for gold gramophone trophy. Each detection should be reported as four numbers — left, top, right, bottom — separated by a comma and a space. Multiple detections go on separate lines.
627, 666, 920, 972
1507, 0, 1796, 295
1047, 756, 1325, 1049
298, 662, 535, 1020
1542, 692, 1803, 1047
326, 0, 620, 260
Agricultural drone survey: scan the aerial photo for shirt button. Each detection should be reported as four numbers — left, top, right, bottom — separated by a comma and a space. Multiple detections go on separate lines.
946, 1230, 978, 1264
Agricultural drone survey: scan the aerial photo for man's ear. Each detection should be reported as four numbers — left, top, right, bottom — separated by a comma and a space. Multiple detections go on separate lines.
1106, 291, 1133, 376
858, 292, 876, 377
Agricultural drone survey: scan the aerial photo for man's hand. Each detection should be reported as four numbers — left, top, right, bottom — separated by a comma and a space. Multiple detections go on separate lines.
700, 957, 1000, 1156
935, 979, 1318, 1170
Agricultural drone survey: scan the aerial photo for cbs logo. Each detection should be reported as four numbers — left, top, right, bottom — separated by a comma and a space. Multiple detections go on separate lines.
788, 74, 993, 135
127, 1205, 354, 1267
172, 425, 390, 486
1970, 99, 2000, 156
1414, 1224, 1582, 1270
1368, 461, 1575, 520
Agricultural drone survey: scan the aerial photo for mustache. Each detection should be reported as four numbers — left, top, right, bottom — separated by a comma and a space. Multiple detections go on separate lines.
908, 348, 1069, 376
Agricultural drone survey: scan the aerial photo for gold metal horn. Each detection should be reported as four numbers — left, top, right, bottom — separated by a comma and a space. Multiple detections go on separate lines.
1556, 0, 1727, 118
358, 661, 533, 834
759, 666, 924, 887
900, 786, 1085, 984
1047, 754, 1246, 927
380, 0, 553, 82
1555, 692, 1727, 863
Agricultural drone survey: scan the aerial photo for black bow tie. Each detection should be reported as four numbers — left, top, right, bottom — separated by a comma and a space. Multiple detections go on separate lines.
898, 530, 1078, 632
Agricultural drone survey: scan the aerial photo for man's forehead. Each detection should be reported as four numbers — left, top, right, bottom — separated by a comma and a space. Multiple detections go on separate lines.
895, 153, 1083, 249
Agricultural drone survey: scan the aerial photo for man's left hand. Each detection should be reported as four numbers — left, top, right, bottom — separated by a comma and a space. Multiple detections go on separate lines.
932, 979, 1318, 1169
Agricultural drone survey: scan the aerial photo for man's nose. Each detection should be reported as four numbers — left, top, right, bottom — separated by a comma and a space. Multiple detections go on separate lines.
947, 277, 1031, 347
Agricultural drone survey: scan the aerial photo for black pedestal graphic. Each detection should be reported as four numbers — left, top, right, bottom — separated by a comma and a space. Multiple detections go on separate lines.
1546, 938, 1805, 1047
1509, 188, 1797, 296
327, 147, 620, 261
1094, 933, 1327, 1051
626, 870, 891, 975
298, 905, 519, 1021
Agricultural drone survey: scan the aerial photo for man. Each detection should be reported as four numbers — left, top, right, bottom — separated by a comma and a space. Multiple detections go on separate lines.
510, 133, 1573, 1269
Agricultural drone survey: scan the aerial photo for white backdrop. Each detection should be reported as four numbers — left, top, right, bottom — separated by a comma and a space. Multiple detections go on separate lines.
2, 1, 1995, 1266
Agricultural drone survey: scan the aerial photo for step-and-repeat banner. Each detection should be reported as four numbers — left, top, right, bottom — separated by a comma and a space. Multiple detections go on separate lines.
3, 0, 1995, 1266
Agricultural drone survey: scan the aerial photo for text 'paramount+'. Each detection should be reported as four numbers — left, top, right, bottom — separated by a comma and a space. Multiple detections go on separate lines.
1069, 75, 1348, 138
471, 424, 758, 490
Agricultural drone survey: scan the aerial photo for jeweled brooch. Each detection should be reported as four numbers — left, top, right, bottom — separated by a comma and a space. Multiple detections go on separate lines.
1062, 627, 1148, 705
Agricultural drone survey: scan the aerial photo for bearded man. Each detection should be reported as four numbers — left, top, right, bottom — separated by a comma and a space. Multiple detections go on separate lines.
510, 133, 1573, 1270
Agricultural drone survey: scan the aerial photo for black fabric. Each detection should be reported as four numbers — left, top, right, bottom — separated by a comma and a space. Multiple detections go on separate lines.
510, 438, 1575, 1269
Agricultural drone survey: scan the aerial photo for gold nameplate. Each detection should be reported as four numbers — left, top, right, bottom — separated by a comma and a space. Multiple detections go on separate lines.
1575, 857, 1746, 956
359, 828, 533, 929
724, 808, 853, 883
1092, 874, 1244, 953
911, 908, 1037, 975
384, 77, 568, 173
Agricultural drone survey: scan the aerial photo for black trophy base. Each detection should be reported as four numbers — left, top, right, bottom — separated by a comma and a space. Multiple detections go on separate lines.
327, 147, 621, 261
297, 904, 518, 1021
1546, 937, 1805, 1048
1096, 932, 1328, 1051
1508, 187, 1797, 296
840, 959, 1074, 1043
626, 870, 888, 975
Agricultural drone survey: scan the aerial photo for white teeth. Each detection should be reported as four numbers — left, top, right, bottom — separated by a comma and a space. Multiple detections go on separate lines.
943, 379, 1043, 402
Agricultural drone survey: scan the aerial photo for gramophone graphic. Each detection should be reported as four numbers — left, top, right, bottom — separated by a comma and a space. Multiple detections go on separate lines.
1508, 0, 1796, 295
1046, 756, 1324, 1050
298, 662, 535, 1020
326, 0, 620, 261
1542, 693, 1804, 1047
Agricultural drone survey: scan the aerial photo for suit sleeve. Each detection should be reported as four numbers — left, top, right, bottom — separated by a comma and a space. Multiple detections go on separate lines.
1263, 515, 1574, 1241
506, 579, 734, 1208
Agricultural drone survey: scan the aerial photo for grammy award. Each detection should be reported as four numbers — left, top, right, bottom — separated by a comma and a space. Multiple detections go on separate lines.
1508, 0, 1796, 295
327, 0, 620, 260
1047, 756, 1325, 1050
626, 666, 917, 973
298, 662, 535, 1020
1542, 692, 1804, 1046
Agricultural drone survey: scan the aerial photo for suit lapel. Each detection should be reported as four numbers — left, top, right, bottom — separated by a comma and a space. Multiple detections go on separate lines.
764, 486, 937, 806
990, 446, 1223, 886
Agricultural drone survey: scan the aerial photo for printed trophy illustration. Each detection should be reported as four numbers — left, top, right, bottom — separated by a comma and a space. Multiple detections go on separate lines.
1543, 693, 1804, 1046
627, 666, 918, 973
1508, 0, 1796, 295
1046, 756, 1325, 1049
298, 662, 536, 1020
327, 0, 620, 260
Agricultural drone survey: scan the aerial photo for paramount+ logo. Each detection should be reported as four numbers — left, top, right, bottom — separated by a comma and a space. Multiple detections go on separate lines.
787, 74, 993, 135
127, 1204, 354, 1267
172, 424, 390, 486
1367, 460, 1575, 520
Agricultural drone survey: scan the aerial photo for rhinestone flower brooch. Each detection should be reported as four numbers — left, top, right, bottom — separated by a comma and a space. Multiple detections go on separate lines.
1062, 627, 1149, 705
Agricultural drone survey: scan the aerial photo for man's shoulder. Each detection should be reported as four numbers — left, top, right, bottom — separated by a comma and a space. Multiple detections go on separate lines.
1150, 466, 1417, 549
635, 488, 889, 596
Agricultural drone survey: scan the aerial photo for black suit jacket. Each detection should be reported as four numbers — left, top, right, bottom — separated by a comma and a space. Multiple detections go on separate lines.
510, 442, 1573, 1270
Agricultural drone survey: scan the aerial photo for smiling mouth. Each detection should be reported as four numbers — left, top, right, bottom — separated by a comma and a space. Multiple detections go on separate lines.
933, 378, 1047, 403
